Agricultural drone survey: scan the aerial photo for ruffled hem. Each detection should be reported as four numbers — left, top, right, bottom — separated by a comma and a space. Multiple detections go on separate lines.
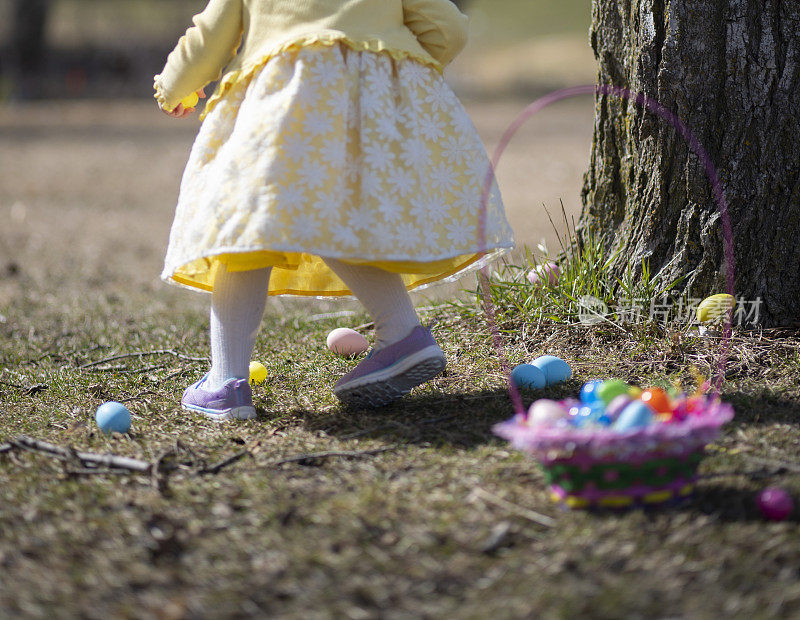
161, 245, 513, 298
198, 32, 443, 121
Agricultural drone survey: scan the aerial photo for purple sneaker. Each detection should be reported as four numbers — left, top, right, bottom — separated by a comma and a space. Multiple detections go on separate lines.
334, 325, 446, 407
181, 374, 256, 421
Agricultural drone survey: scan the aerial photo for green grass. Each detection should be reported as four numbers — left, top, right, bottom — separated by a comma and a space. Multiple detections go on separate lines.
461, 206, 687, 339
3, 254, 800, 616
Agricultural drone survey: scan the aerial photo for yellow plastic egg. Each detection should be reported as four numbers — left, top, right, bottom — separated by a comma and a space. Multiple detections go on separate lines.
696, 294, 735, 323
627, 386, 643, 398
181, 92, 199, 108
249, 361, 268, 385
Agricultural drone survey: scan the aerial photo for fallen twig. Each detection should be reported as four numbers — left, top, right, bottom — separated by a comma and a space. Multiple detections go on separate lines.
2, 437, 400, 480
78, 349, 207, 370
119, 390, 160, 404
200, 449, 251, 474
151, 446, 179, 492
9, 435, 152, 472
267, 446, 398, 467
308, 310, 358, 322
470, 486, 556, 528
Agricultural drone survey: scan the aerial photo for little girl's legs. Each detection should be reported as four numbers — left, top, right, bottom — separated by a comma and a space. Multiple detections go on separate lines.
207, 264, 271, 390
182, 264, 270, 421
321, 257, 420, 349
321, 258, 445, 407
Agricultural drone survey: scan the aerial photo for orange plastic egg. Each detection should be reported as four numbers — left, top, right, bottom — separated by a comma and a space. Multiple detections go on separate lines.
639, 388, 673, 413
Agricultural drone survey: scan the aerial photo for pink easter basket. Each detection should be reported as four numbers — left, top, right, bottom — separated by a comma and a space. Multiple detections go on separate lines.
493, 398, 734, 509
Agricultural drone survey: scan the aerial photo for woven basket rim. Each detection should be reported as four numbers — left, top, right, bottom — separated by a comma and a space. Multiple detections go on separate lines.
493, 398, 734, 459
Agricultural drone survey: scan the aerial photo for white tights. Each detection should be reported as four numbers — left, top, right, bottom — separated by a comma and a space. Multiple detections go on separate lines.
205, 260, 420, 390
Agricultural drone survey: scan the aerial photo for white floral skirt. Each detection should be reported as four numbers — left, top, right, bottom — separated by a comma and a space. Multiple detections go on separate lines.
162, 41, 514, 296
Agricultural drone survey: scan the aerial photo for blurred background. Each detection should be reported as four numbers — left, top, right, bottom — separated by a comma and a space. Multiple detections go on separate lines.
0, 0, 596, 305
0, 0, 594, 100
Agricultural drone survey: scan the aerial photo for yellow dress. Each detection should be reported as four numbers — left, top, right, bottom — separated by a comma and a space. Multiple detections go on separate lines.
159, 8, 514, 296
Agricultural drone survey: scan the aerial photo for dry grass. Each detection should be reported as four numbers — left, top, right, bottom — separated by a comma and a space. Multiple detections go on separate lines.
2, 97, 800, 618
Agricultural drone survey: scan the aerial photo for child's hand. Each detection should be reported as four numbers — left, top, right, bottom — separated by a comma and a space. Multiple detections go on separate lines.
160, 88, 206, 118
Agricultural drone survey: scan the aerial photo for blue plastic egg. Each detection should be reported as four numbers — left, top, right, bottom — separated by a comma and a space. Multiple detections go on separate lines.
95, 401, 131, 434
530, 355, 572, 386
612, 401, 654, 431
511, 364, 546, 390
573, 402, 605, 427
580, 380, 604, 404
596, 414, 612, 427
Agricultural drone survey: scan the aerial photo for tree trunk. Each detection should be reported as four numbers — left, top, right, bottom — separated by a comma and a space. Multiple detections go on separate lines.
581, 0, 800, 327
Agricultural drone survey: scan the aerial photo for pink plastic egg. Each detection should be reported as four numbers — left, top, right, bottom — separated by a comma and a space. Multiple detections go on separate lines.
527, 399, 569, 426
757, 487, 794, 521
326, 328, 369, 356
526, 262, 560, 287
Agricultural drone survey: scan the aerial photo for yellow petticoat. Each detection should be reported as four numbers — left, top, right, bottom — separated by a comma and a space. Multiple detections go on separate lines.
162, 41, 514, 296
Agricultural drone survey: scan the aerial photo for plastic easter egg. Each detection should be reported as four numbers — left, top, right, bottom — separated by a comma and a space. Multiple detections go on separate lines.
627, 386, 643, 398
757, 487, 794, 521
511, 364, 546, 390
526, 262, 560, 287
580, 380, 604, 404
671, 398, 690, 421
562, 398, 580, 410
95, 401, 131, 435
326, 328, 369, 356
685, 396, 707, 416
597, 379, 629, 405
596, 414, 612, 427
639, 388, 673, 413
249, 361, 268, 385
697, 294, 735, 323
605, 394, 632, 420
612, 401, 654, 431
573, 402, 605, 427
527, 399, 569, 426
181, 92, 199, 108
530, 355, 572, 385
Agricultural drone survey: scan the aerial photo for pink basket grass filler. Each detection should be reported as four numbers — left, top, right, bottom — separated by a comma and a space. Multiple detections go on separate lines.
493, 399, 734, 509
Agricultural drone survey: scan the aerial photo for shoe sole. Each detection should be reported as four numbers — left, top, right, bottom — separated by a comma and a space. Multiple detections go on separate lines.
181, 403, 257, 422
334, 345, 446, 407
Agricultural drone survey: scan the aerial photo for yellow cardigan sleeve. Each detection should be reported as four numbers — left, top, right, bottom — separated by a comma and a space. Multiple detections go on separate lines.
402, 0, 469, 66
154, 0, 243, 112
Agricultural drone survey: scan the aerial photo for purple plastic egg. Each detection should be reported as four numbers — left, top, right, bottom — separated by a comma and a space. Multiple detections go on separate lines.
758, 487, 794, 521
526, 262, 560, 287
605, 395, 632, 420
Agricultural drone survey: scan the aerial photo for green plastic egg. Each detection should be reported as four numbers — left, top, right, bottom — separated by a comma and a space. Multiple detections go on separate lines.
597, 379, 630, 405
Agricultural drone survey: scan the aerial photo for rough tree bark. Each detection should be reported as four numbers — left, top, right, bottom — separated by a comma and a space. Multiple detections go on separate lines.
581, 0, 800, 326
